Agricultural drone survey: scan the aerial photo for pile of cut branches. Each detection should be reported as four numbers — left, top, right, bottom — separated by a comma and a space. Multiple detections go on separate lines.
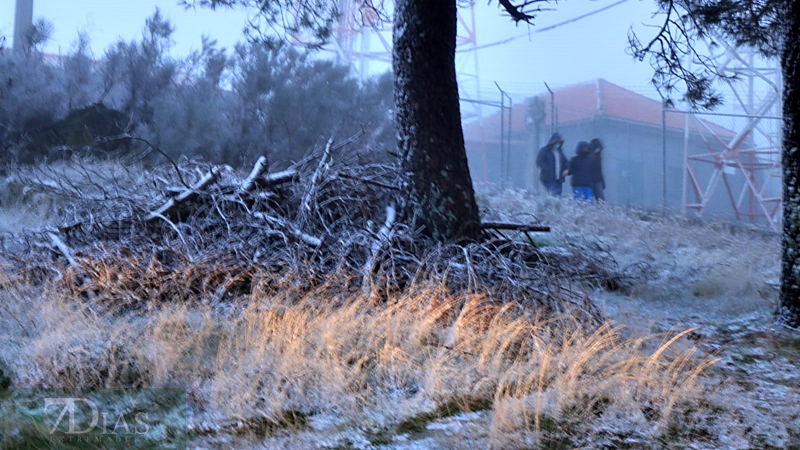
0, 136, 621, 324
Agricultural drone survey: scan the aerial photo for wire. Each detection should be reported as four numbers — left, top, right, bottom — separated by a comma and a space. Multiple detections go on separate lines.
536, 0, 630, 33
457, 0, 631, 53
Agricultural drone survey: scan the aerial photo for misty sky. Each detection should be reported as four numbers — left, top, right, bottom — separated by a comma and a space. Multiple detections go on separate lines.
0, 0, 771, 107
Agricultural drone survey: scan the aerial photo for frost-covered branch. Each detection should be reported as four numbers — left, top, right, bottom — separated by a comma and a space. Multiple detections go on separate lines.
146, 166, 221, 222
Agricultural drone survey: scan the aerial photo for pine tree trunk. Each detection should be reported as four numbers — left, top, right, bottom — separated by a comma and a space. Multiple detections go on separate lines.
779, 1, 800, 328
392, 0, 482, 244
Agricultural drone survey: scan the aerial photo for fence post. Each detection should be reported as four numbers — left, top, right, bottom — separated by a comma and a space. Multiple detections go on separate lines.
662, 103, 667, 209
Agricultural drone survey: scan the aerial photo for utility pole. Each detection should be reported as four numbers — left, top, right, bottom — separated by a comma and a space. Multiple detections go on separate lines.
13, 0, 34, 53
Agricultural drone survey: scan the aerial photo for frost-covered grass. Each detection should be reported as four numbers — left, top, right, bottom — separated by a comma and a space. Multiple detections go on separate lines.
0, 184, 795, 449
478, 186, 780, 315
0, 275, 714, 449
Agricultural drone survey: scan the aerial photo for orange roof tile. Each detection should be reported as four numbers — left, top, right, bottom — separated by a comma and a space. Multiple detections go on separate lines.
464, 78, 736, 140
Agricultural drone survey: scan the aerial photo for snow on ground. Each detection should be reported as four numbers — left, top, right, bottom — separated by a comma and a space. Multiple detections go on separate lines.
2, 182, 798, 449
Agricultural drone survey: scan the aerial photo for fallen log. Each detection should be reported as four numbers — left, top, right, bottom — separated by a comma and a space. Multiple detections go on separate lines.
47, 230, 96, 299
481, 222, 551, 232
256, 169, 299, 189
302, 136, 334, 214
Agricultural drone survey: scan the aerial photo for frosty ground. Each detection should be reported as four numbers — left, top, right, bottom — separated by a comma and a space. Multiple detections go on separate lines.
484, 190, 798, 449
0, 175, 798, 449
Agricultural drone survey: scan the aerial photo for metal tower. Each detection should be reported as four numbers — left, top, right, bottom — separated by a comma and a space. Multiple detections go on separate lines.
292, 1, 484, 121
682, 38, 782, 231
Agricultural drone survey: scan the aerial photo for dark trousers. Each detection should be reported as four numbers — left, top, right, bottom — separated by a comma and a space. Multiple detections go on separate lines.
592, 182, 605, 201
542, 180, 563, 196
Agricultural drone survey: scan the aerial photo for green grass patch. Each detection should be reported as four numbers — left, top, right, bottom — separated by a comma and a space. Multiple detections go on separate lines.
396, 396, 492, 435
231, 410, 310, 439
534, 415, 576, 450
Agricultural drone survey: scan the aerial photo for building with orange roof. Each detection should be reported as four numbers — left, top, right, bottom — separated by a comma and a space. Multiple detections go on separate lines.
462, 78, 764, 220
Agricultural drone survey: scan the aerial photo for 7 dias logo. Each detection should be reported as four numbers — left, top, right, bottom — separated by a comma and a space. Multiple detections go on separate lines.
44, 397, 151, 435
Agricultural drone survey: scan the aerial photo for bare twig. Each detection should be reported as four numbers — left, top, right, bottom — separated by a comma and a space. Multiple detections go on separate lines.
47, 231, 77, 267
497, 0, 550, 23
252, 211, 322, 247
100, 134, 191, 188
302, 135, 334, 215
336, 172, 400, 191
236, 155, 269, 195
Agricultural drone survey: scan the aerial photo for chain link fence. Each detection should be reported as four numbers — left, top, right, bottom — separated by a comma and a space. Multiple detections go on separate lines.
464, 89, 782, 231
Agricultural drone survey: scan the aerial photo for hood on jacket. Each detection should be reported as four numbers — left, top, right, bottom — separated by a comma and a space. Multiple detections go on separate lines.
576, 141, 590, 155
548, 132, 564, 147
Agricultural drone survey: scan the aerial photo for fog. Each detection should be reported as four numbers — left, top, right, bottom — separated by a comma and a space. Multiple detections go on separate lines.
1, 0, 668, 101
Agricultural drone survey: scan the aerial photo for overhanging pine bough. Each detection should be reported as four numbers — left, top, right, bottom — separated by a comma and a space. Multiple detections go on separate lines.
629, 0, 798, 328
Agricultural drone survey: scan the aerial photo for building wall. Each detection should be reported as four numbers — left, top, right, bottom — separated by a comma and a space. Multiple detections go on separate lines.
596, 117, 684, 209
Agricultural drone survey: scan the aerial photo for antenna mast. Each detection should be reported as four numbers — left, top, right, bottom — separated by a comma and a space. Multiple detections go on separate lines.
13, 0, 34, 53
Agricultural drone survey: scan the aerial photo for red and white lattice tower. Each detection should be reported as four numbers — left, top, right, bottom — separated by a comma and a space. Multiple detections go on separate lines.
682, 39, 782, 231
292, 1, 484, 121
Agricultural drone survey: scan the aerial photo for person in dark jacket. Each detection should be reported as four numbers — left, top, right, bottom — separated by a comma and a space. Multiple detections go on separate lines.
566, 141, 595, 204
588, 138, 606, 201
536, 132, 569, 196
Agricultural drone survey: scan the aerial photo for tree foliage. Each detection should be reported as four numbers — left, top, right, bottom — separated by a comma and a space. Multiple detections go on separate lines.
181, 0, 338, 48
22, 18, 54, 56
628, 0, 788, 109
0, 51, 67, 159
62, 32, 100, 111
225, 41, 393, 166
100, 8, 178, 126
0, 9, 393, 169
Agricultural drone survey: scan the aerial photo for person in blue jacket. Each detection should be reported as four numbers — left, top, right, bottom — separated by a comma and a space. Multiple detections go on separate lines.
536, 132, 569, 196
566, 141, 595, 204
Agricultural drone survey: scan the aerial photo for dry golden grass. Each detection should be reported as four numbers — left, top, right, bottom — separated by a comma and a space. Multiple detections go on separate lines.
0, 272, 716, 448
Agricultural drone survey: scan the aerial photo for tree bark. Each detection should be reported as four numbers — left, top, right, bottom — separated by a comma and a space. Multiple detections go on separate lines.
392, 0, 482, 244
780, 0, 800, 328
